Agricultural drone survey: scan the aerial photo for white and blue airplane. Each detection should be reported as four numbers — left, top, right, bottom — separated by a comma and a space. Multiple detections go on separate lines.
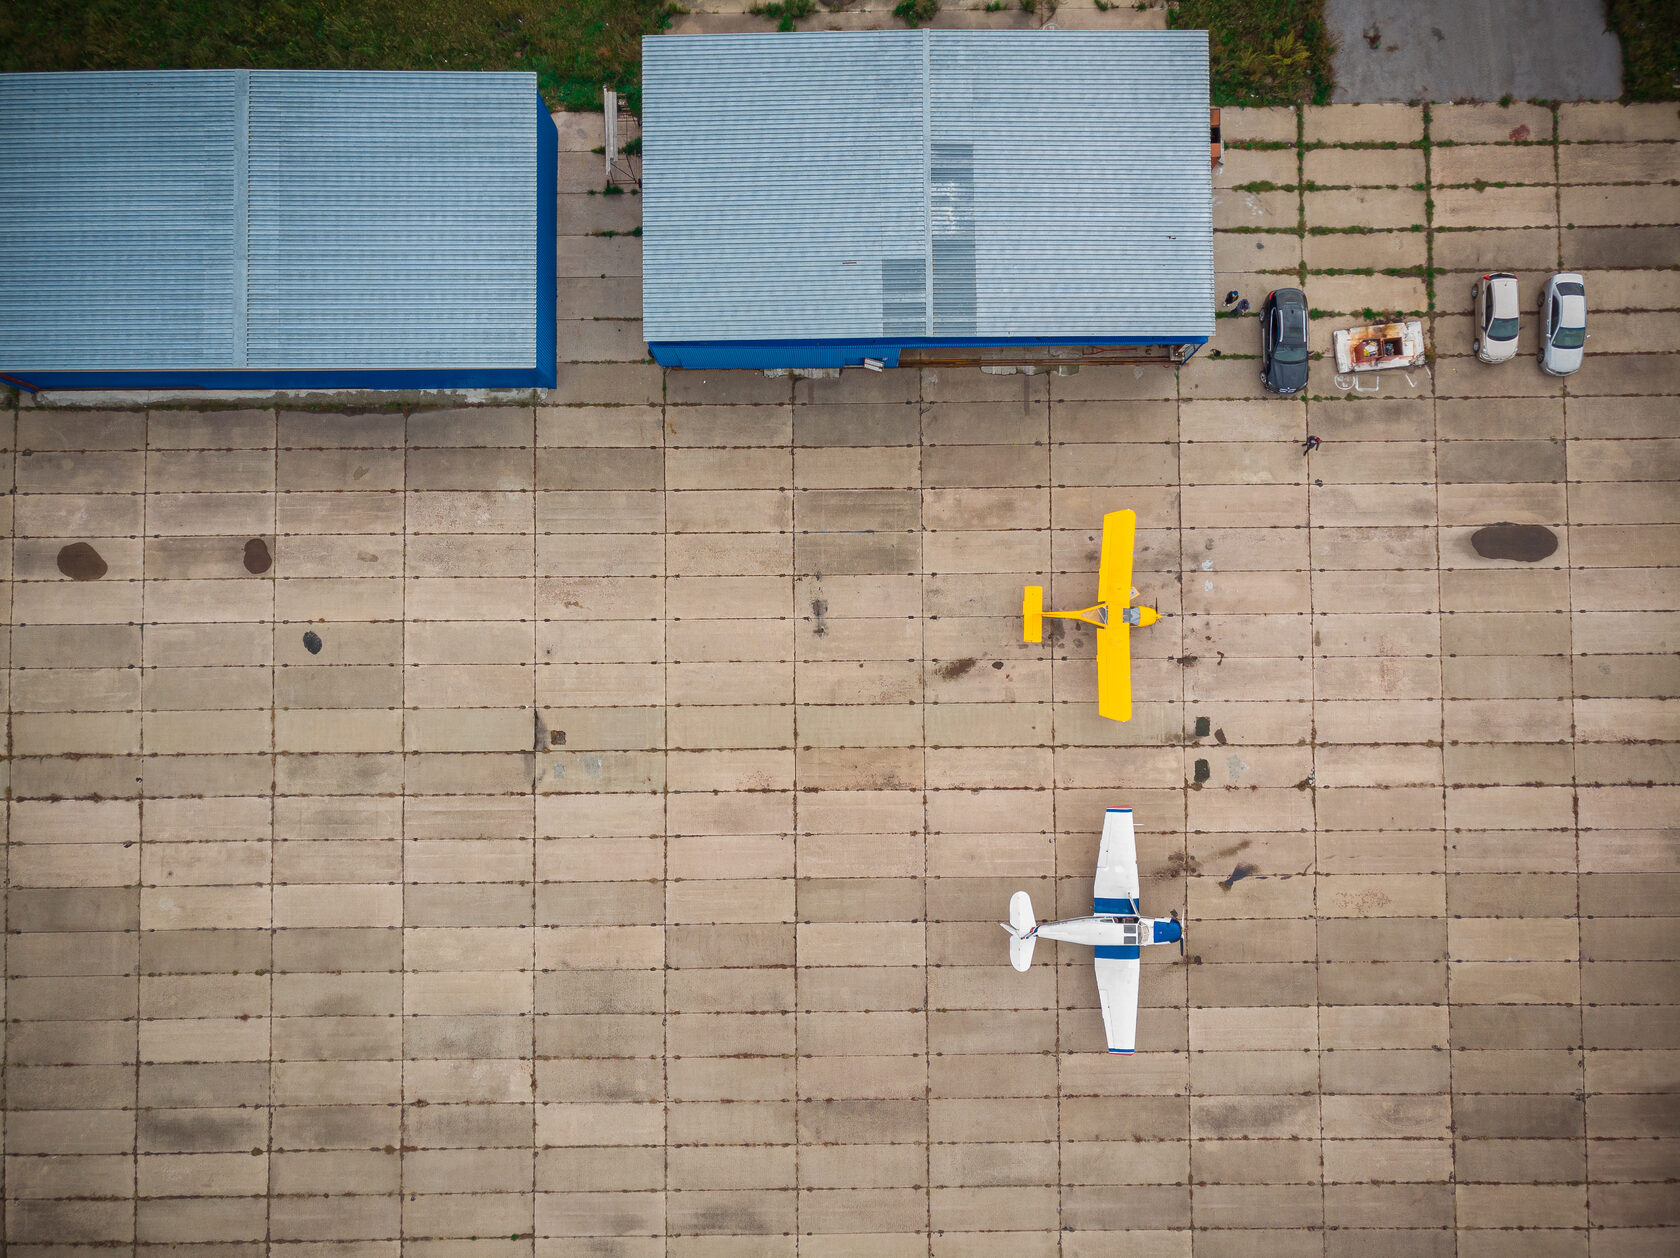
1002, 807, 1183, 1055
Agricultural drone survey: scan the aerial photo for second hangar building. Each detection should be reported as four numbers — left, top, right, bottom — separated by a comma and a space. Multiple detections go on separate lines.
640, 30, 1215, 371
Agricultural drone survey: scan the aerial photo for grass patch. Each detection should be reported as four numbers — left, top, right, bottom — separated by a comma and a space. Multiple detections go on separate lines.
750, 0, 815, 30
0, 0, 679, 112
1606, 0, 1680, 101
1167, 0, 1333, 105
894, 0, 940, 26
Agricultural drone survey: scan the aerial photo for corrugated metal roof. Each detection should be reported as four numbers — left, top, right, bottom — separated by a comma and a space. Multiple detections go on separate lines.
0, 70, 539, 373
641, 31, 1214, 345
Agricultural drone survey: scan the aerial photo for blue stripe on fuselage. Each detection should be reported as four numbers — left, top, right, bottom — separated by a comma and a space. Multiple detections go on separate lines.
1093, 945, 1141, 960
1093, 897, 1138, 916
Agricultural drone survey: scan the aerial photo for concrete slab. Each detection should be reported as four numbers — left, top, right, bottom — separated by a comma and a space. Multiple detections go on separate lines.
1305, 103, 1425, 144
1325, 0, 1623, 102
1305, 229, 1429, 271
1213, 188, 1299, 230
1431, 144, 1559, 187
1432, 102, 1557, 144
1304, 187, 1429, 230
1224, 106, 1301, 144
1304, 144, 1427, 188
1433, 184, 1559, 229
1560, 101, 1680, 141
1214, 231, 1302, 274
1216, 147, 1300, 190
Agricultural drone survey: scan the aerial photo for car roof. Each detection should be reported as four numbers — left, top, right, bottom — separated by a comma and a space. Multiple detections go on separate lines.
1557, 293, 1587, 327
1489, 275, 1519, 319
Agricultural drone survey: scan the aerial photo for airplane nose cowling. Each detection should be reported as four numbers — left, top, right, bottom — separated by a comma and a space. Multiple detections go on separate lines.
1153, 919, 1182, 945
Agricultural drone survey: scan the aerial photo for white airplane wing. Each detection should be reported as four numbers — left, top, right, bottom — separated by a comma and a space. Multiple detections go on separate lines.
1094, 949, 1141, 1055
1094, 807, 1140, 915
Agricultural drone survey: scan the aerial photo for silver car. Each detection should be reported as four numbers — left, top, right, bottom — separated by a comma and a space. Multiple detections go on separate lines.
1539, 272, 1588, 376
1472, 272, 1520, 363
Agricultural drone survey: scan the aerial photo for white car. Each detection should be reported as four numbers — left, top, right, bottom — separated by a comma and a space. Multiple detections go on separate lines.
1539, 273, 1588, 376
1472, 272, 1520, 363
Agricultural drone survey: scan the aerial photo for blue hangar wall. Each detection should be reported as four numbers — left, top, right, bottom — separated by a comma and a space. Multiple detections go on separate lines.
648, 336, 1199, 371
0, 70, 557, 391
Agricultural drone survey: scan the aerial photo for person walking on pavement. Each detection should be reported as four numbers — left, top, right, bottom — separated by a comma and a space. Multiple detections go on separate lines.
1224, 290, 1239, 306
1302, 435, 1321, 455
1234, 298, 1250, 316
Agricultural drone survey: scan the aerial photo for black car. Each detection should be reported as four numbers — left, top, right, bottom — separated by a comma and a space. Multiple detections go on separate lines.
1260, 288, 1310, 395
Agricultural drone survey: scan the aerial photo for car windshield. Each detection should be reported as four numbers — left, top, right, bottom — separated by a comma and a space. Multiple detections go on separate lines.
1553, 325, 1585, 349
1489, 316, 1520, 340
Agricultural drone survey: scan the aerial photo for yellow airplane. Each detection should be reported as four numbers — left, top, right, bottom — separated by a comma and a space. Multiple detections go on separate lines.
1022, 509, 1159, 722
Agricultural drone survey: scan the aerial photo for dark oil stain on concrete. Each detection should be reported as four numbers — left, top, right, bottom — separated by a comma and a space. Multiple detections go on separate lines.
1471, 522, 1558, 563
810, 598, 828, 637
1214, 727, 1228, 745
242, 538, 272, 574
1216, 838, 1253, 858
1177, 655, 1199, 667
1509, 124, 1531, 142
1193, 759, 1211, 784
1219, 862, 1258, 891
302, 631, 323, 655
1161, 850, 1202, 878
57, 542, 107, 581
991, 661, 1004, 670
1194, 716, 1211, 738
936, 657, 977, 681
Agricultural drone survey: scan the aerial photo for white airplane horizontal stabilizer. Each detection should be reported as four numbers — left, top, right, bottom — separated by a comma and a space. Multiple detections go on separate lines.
1009, 933, 1036, 972
1006, 891, 1036, 972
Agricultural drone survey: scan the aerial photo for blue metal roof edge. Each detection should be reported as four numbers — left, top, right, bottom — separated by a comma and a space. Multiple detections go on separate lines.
536, 102, 559, 387
5, 367, 554, 391
649, 333, 1209, 370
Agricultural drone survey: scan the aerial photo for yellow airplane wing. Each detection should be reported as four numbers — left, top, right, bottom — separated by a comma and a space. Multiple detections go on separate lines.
1022, 585, 1044, 644
1096, 620, 1132, 722
1097, 509, 1136, 609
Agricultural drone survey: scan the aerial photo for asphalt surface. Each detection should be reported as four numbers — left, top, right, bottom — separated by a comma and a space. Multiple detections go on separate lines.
1326, 0, 1624, 102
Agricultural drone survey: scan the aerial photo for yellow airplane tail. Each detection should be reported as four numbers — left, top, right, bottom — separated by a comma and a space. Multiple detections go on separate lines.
1022, 586, 1044, 644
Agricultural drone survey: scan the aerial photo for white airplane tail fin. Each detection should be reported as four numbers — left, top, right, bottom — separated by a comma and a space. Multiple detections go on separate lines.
1002, 891, 1037, 972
